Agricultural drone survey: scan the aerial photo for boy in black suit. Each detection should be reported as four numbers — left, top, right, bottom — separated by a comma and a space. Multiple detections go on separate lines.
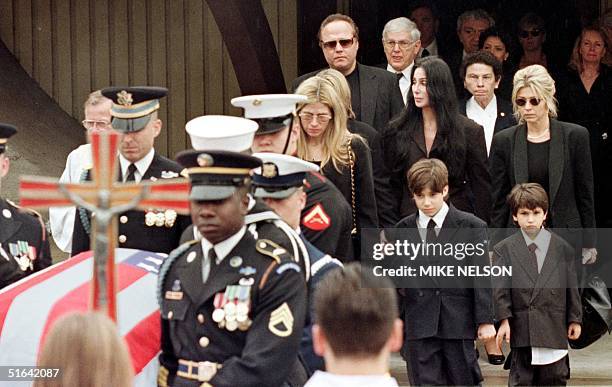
493, 183, 582, 386
396, 158, 495, 386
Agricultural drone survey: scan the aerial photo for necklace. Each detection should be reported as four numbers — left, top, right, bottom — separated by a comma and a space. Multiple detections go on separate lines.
527, 128, 549, 140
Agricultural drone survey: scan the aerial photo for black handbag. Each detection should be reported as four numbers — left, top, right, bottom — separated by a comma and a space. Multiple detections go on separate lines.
569, 269, 612, 349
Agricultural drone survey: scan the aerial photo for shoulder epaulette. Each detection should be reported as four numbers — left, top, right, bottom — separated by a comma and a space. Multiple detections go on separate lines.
255, 239, 292, 264
157, 239, 199, 306
8, 200, 48, 241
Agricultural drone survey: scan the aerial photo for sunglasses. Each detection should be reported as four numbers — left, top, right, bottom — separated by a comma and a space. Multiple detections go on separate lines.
320, 37, 354, 50
519, 29, 543, 38
515, 97, 541, 107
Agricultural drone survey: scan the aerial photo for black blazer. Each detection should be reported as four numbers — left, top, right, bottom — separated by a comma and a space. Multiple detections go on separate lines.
319, 136, 378, 233
291, 63, 404, 134
384, 114, 491, 223
458, 96, 517, 135
492, 231, 582, 349
71, 153, 192, 256
394, 205, 494, 341
348, 119, 398, 227
489, 120, 595, 236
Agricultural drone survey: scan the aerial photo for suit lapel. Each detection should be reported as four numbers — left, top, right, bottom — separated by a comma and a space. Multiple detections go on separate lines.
512, 124, 529, 184
409, 127, 428, 156
0, 200, 21, 243
358, 64, 377, 126
547, 120, 564, 206
509, 233, 538, 284
141, 153, 160, 180
530, 235, 560, 302
438, 205, 460, 242
177, 245, 205, 302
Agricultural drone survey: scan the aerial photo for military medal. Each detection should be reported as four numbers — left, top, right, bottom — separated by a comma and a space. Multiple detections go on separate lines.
145, 211, 156, 226
224, 287, 237, 322
164, 210, 177, 227
155, 212, 165, 227
212, 293, 226, 323
236, 285, 251, 323
226, 319, 238, 331
238, 319, 252, 331
9, 241, 34, 271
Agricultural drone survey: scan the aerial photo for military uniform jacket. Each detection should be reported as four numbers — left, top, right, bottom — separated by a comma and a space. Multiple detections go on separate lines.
70, 153, 192, 256
301, 172, 353, 262
158, 232, 307, 387
0, 199, 51, 289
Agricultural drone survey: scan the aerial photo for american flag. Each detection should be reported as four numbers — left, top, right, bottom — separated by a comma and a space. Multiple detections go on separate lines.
0, 248, 164, 386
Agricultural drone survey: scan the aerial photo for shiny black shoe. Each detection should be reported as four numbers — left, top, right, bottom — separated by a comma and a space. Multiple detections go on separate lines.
487, 352, 506, 365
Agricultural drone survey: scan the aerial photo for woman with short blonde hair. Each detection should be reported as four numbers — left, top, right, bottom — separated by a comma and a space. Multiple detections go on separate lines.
34, 312, 133, 387
511, 64, 558, 122
295, 75, 378, 259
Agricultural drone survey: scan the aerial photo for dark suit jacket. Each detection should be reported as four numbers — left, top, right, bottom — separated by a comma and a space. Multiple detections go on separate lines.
291, 63, 404, 134
71, 153, 192, 256
348, 119, 398, 227
492, 231, 582, 349
489, 120, 595, 237
394, 205, 494, 341
384, 115, 491, 223
459, 96, 517, 136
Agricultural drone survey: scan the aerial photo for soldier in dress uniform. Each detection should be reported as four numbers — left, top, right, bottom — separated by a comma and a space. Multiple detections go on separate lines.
0, 123, 51, 289
71, 87, 191, 256
232, 95, 354, 261
251, 152, 343, 374
157, 148, 307, 387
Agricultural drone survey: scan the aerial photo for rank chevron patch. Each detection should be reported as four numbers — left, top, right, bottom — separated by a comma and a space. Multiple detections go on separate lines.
302, 203, 330, 231
268, 302, 294, 337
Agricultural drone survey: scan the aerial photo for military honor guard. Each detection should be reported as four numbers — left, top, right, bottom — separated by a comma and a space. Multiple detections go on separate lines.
251, 152, 343, 374
231, 94, 354, 261
71, 87, 191, 256
0, 124, 51, 289
157, 148, 307, 387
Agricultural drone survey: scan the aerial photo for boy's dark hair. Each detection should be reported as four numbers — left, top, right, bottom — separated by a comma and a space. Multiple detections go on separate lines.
460, 50, 503, 81
314, 263, 397, 357
507, 183, 549, 215
407, 158, 449, 195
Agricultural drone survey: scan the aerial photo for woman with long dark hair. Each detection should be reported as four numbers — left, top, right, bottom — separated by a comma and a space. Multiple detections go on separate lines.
384, 56, 491, 222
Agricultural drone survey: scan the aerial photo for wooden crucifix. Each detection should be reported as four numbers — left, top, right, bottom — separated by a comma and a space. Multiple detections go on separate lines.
19, 131, 190, 320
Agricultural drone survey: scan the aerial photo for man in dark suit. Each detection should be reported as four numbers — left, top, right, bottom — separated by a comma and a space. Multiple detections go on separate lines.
447, 9, 495, 98
291, 14, 404, 134
493, 183, 581, 386
0, 123, 51, 289
392, 158, 494, 386
71, 87, 191, 256
460, 51, 516, 156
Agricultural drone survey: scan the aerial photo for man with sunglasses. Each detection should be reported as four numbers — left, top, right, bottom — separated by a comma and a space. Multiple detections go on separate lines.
49, 90, 113, 254
291, 13, 403, 135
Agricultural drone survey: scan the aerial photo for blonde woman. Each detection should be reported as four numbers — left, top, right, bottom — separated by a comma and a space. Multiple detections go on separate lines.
34, 312, 133, 387
316, 68, 398, 227
295, 76, 378, 259
489, 64, 597, 263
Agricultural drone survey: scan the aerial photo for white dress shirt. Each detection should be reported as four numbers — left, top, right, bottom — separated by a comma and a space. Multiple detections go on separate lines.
521, 228, 569, 365
387, 62, 414, 105
418, 39, 438, 57
465, 95, 498, 155
118, 148, 155, 183
416, 202, 449, 241
200, 226, 246, 282
49, 144, 93, 253
304, 371, 399, 387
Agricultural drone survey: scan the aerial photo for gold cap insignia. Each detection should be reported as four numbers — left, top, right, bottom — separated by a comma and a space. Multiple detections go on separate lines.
252, 99, 262, 106
262, 163, 278, 178
197, 153, 214, 167
268, 302, 294, 337
117, 90, 133, 106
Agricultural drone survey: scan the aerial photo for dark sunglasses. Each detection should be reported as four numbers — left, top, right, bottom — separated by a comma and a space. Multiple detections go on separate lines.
320, 37, 354, 50
519, 29, 543, 38
515, 97, 541, 107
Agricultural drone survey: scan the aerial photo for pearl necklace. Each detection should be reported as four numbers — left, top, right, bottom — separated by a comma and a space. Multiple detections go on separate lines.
527, 128, 550, 140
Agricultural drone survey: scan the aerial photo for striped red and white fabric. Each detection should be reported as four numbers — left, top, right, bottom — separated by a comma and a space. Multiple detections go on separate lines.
0, 248, 165, 387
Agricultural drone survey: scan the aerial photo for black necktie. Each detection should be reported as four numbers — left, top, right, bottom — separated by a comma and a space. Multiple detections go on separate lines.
203, 248, 217, 283
125, 163, 137, 182
528, 243, 539, 273
426, 219, 437, 243
396, 72, 403, 84
422, 48, 430, 58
